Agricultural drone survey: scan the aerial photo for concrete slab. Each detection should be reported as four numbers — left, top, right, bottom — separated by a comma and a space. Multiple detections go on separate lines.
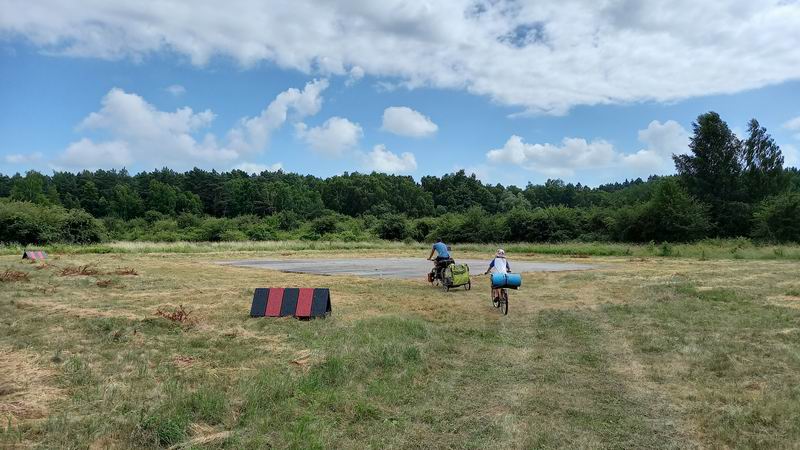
221, 257, 595, 279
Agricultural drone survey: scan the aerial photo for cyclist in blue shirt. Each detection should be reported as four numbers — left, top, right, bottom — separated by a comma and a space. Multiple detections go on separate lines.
427, 237, 451, 262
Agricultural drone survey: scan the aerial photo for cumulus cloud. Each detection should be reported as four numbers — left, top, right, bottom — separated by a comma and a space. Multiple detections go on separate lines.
165, 84, 186, 96
4, 152, 43, 164
234, 161, 283, 174
5, 1, 798, 113
486, 120, 689, 180
784, 116, 800, 139
54, 80, 327, 169
362, 144, 417, 173
227, 79, 328, 155
57, 139, 133, 169
381, 107, 438, 137
296, 116, 362, 156
784, 144, 799, 168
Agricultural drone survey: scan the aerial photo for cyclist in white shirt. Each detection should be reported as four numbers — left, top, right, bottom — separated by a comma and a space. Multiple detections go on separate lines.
484, 249, 511, 301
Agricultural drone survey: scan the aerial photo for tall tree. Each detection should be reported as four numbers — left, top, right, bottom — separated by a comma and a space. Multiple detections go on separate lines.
742, 119, 786, 202
674, 112, 743, 204
110, 184, 144, 220
673, 112, 745, 236
10, 171, 49, 204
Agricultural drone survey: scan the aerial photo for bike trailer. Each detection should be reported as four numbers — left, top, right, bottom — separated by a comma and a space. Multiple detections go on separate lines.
491, 273, 522, 289
446, 263, 471, 288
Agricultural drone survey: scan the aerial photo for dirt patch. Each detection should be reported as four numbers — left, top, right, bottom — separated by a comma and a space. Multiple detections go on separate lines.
0, 346, 63, 427
172, 355, 197, 369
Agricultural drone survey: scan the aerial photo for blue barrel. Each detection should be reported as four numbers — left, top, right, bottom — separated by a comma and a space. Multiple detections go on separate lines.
491, 273, 522, 288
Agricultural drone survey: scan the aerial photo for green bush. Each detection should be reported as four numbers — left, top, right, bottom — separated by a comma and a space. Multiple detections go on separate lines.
246, 223, 279, 241
752, 192, 800, 243
377, 214, 410, 240
619, 179, 712, 242
311, 214, 340, 236
0, 200, 105, 245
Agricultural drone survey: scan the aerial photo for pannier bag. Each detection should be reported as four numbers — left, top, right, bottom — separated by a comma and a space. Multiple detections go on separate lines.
447, 263, 471, 287
491, 273, 522, 289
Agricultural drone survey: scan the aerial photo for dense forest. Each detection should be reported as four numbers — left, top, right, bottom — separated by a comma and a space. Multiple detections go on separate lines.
2, 112, 800, 245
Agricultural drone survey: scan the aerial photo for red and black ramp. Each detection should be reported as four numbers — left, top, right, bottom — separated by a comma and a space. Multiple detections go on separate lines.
22, 250, 47, 260
250, 288, 331, 318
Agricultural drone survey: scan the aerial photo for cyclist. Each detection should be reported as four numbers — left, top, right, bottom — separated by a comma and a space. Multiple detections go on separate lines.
484, 249, 511, 301
427, 237, 451, 263
427, 238, 452, 280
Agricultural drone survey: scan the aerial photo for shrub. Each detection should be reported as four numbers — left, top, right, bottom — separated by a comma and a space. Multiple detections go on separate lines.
219, 229, 248, 241
277, 210, 301, 231
246, 223, 278, 241
616, 179, 711, 242
752, 192, 800, 243
311, 214, 339, 236
0, 200, 104, 245
377, 214, 410, 241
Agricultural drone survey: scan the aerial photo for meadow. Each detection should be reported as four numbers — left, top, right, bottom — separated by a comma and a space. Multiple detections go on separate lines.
1, 242, 800, 449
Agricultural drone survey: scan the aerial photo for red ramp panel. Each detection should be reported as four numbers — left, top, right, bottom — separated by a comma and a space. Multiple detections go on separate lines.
265, 288, 285, 317
295, 288, 314, 318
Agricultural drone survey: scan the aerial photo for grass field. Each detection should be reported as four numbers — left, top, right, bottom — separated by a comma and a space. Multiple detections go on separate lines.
2, 244, 800, 448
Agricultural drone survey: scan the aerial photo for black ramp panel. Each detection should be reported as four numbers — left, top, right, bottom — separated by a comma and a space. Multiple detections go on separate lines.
250, 288, 269, 317
280, 288, 300, 317
311, 288, 331, 317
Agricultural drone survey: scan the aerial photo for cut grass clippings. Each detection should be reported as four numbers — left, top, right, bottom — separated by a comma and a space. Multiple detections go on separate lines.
0, 269, 29, 283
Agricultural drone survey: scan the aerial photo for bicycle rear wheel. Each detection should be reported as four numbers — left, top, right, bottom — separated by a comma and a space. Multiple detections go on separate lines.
501, 290, 509, 315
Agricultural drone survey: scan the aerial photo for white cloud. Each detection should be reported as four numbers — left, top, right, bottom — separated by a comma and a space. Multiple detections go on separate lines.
165, 84, 186, 96
4, 152, 43, 164
487, 120, 689, 180
362, 144, 417, 173
3, 1, 799, 114
57, 139, 133, 169
784, 116, 800, 140
784, 116, 800, 130
381, 106, 438, 137
346, 66, 365, 86
54, 80, 327, 169
234, 161, 283, 174
227, 79, 328, 155
784, 144, 799, 168
296, 116, 362, 156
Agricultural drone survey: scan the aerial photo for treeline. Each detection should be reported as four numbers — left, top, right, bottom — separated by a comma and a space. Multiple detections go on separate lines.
2, 112, 800, 245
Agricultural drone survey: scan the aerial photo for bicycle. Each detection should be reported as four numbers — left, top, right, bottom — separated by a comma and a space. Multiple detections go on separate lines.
427, 257, 454, 289
492, 286, 509, 315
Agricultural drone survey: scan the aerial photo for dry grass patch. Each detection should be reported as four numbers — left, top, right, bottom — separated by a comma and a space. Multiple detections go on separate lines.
0, 268, 29, 283
0, 346, 63, 427
155, 304, 194, 324
109, 267, 138, 276
58, 264, 100, 276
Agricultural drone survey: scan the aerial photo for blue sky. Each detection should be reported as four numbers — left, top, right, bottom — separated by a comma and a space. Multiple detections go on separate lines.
1, 0, 800, 187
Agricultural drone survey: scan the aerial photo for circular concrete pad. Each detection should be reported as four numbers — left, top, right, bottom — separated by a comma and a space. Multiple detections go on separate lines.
222, 257, 595, 279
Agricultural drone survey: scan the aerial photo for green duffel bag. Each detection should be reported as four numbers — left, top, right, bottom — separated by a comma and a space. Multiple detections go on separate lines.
447, 263, 470, 287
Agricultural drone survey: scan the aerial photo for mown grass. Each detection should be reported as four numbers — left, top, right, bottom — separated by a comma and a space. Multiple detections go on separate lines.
3, 237, 800, 260
1, 249, 799, 448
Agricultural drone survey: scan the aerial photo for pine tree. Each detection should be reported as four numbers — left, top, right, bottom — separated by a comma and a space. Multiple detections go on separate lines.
742, 119, 786, 202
